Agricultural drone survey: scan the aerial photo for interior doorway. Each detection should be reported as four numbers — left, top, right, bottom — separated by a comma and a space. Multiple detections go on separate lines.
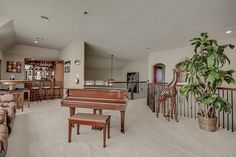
153, 63, 165, 83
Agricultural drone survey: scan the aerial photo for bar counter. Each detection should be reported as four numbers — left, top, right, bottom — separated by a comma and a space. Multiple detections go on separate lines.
0, 80, 30, 90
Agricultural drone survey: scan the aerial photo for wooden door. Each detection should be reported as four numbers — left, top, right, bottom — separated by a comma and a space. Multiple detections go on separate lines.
55, 61, 64, 82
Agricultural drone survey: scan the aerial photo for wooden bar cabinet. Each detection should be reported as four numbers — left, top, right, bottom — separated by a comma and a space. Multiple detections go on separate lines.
24, 58, 64, 101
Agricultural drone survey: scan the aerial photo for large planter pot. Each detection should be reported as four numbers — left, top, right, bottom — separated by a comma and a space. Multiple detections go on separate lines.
197, 114, 217, 132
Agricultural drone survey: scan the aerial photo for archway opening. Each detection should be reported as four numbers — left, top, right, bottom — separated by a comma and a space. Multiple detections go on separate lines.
153, 63, 165, 83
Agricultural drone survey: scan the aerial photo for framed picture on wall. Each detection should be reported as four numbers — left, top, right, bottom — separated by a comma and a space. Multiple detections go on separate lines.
6, 61, 21, 73
127, 72, 139, 93
64, 60, 71, 73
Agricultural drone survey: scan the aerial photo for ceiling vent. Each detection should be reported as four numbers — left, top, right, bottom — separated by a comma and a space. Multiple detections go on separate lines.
41, 15, 49, 20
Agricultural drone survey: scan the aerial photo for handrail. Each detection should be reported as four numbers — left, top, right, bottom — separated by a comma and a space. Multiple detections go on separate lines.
109, 81, 148, 83
147, 82, 236, 132
217, 87, 236, 91
148, 82, 236, 90
84, 80, 148, 100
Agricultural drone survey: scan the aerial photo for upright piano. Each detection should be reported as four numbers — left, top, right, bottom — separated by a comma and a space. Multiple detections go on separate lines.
61, 88, 127, 133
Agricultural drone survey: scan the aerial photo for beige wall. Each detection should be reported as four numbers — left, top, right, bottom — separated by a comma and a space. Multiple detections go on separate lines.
59, 41, 85, 88
85, 55, 126, 81
6, 44, 60, 58
148, 46, 192, 82
148, 37, 236, 87
85, 55, 127, 69
2, 44, 60, 80
85, 55, 148, 81
86, 67, 123, 81
0, 16, 10, 27
122, 59, 148, 81
0, 20, 17, 51
2, 54, 25, 80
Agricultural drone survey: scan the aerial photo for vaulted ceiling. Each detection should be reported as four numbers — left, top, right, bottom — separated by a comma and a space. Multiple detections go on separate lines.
0, 17, 17, 51
0, 0, 236, 60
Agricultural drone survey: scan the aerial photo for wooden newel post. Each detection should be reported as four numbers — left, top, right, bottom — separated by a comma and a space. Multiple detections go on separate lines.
131, 82, 134, 100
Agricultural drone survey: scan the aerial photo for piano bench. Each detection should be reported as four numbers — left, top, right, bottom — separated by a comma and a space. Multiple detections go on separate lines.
68, 113, 111, 148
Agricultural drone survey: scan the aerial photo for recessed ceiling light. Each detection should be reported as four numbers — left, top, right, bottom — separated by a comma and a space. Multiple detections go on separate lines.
36, 37, 44, 40
226, 30, 232, 34
146, 47, 150, 49
83, 11, 88, 15
34, 40, 38, 44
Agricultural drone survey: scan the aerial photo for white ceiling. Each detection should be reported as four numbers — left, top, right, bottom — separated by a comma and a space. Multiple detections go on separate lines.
0, 0, 236, 60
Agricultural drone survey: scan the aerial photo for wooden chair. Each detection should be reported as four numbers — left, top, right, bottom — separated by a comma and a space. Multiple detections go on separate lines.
52, 81, 63, 99
29, 81, 41, 102
42, 81, 52, 100
68, 113, 111, 148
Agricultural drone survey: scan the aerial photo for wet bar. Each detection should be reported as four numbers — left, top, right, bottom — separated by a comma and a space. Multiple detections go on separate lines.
24, 58, 64, 101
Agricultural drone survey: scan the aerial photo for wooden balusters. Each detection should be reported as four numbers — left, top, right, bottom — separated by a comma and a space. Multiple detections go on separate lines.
147, 83, 236, 132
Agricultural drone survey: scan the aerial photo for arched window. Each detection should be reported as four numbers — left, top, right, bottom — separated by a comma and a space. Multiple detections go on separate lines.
153, 64, 165, 83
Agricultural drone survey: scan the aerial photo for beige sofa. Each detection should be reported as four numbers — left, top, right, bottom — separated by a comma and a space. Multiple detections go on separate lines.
0, 94, 16, 157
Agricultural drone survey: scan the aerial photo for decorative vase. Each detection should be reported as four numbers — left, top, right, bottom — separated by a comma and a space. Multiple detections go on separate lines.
197, 114, 217, 132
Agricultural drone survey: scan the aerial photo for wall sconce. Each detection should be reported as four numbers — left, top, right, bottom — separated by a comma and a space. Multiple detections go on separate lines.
75, 74, 80, 85
74, 60, 81, 65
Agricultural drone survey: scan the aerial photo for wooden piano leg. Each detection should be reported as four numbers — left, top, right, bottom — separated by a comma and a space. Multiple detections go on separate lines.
70, 107, 75, 116
120, 111, 125, 133
70, 107, 75, 127
92, 109, 96, 129
93, 109, 103, 130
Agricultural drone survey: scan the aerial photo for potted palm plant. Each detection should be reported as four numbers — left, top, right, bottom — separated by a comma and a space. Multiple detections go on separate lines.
177, 33, 235, 132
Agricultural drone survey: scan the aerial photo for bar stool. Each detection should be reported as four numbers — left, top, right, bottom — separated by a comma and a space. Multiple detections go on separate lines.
52, 81, 63, 99
29, 81, 41, 102
42, 81, 52, 100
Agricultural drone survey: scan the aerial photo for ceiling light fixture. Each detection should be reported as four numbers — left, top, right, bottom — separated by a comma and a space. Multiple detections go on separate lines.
226, 30, 232, 34
34, 40, 38, 44
83, 11, 88, 15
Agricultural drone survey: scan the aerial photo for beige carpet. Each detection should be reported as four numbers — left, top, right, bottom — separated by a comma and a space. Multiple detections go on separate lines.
7, 99, 236, 157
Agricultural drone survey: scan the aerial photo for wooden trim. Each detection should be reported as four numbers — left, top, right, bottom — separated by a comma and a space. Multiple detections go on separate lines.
108, 81, 148, 84
149, 82, 236, 91
0, 80, 30, 85
217, 87, 236, 91
61, 100, 126, 111
24, 58, 63, 62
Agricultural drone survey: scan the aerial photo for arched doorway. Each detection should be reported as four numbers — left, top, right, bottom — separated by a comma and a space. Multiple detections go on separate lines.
153, 63, 165, 83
